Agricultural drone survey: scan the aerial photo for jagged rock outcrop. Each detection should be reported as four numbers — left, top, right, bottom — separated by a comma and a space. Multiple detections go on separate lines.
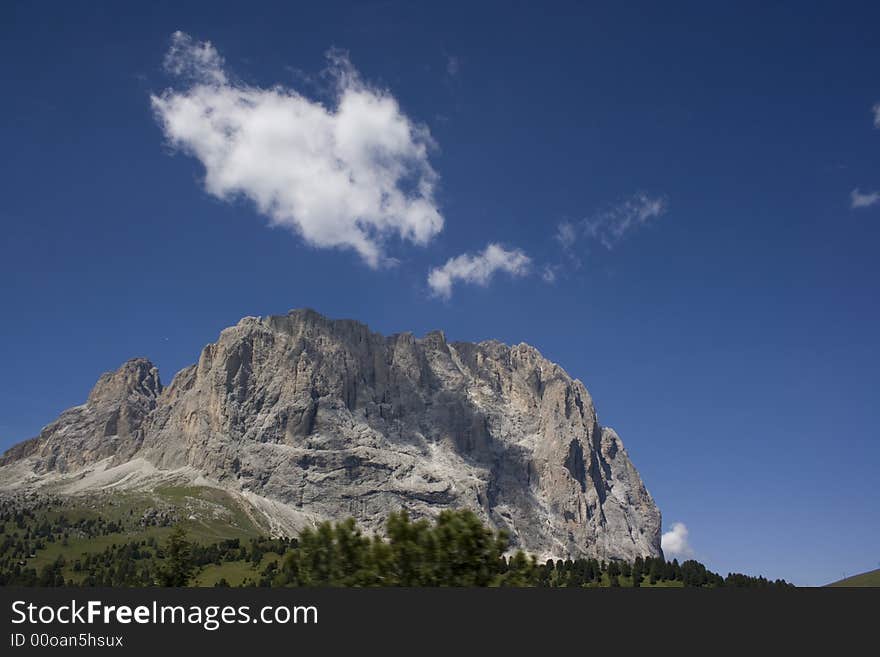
0, 358, 161, 473
0, 309, 661, 561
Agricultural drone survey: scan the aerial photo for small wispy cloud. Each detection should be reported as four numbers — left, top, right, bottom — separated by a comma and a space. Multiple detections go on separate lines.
554, 220, 577, 249
851, 188, 880, 209
846, 103, 880, 208
541, 193, 667, 279
162, 31, 227, 84
446, 54, 460, 78
427, 243, 531, 299
661, 522, 694, 560
151, 31, 443, 268
584, 192, 668, 250
541, 264, 560, 283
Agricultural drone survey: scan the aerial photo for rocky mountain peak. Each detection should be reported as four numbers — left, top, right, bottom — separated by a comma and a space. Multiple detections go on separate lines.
0, 309, 662, 561
87, 357, 162, 405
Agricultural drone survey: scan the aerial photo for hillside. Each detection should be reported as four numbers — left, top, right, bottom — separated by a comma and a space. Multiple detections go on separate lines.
0, 499, 791, 588
827, 569, 880, 587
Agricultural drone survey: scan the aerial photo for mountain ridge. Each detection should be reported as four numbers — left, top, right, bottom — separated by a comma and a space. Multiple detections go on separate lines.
0, 308, 662, 561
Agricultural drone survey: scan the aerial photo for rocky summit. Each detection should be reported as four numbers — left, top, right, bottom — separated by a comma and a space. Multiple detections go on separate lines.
0, 309, 662, 561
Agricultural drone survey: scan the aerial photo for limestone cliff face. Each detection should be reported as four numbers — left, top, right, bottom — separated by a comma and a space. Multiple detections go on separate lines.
0, 358, 161, 473
0, 309, 661, 561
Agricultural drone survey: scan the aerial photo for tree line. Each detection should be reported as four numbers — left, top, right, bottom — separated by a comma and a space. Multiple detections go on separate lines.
1, 506, 792, 588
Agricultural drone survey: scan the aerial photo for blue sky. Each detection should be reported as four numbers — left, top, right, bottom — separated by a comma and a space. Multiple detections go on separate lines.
2, 1, 879, 585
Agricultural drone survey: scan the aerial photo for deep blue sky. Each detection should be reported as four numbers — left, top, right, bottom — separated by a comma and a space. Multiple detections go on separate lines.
2, 1, 878, 585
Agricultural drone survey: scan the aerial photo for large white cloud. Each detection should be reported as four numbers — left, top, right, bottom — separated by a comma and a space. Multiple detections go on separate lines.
661, 522, 695, 560
427, 243, 531, 299
151, 32, 443, 267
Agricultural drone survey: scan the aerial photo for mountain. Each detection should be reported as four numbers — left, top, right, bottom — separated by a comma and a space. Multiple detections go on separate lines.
0, 309, 661, 561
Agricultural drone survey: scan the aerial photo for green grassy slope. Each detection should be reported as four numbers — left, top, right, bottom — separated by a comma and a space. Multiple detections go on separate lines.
1, 486, 268, 585
827, 568, 880, 587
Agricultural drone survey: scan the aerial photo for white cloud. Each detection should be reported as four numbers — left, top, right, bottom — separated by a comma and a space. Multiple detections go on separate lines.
661, 522, 695, 560
850, 188, 880, 209
162, 31, 227, 85
555, 220, 577, 249
151, 31, 443, 268
446, 54, 460, 77
847, 103, 880, 208
583, 192, 668, 249
427, 243, 531, 299
541, 264, 559, 283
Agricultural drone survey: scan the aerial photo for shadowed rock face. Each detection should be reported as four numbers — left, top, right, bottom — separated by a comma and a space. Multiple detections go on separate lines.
0, 309, 662, 560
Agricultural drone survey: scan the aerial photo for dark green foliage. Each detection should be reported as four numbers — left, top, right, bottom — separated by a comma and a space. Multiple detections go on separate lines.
157, 526, 193, 586
277, 510, 513, 587
0, 499, 793, 588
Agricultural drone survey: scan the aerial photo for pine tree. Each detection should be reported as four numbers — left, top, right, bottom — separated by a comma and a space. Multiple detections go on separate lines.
158, 526, 194, 587
631, 563, 642, 587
